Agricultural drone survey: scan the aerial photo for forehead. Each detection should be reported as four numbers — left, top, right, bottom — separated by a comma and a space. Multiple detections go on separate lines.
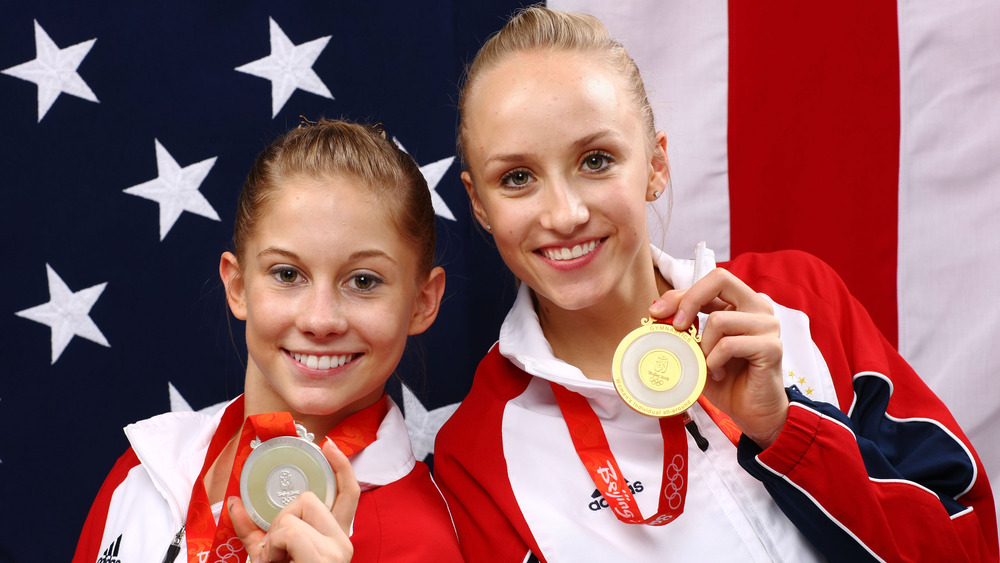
266, 174, 379, 213
464, 50, 640, 154
251, 176, 400, 250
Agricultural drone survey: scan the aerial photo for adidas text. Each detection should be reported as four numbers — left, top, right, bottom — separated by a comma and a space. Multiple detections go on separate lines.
589, 480, 644, 511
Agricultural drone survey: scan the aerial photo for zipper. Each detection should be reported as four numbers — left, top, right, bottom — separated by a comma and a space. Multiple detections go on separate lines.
161, 525, 184, 563
683, 412, 710, 451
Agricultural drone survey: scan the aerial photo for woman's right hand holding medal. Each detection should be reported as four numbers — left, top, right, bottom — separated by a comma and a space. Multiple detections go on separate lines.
650, 268, 788, 449
228, 439, 361, 563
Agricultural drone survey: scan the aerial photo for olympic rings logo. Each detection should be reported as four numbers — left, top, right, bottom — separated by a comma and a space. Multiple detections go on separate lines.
663, 453, 685, 510
213, 537, 246, 563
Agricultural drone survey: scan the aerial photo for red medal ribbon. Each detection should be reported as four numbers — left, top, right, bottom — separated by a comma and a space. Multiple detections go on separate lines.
697, 395, 741, 447
185, 395, 388, 562
550, 382, 688, 526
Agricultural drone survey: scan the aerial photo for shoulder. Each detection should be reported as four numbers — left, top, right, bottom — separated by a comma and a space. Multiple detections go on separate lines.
353, 463, 463, 561
437, 345, 531, 445
73, 448, 143, 562
722, 250, 853, 308
723, 249, 844, 287
88, 447, 144, 504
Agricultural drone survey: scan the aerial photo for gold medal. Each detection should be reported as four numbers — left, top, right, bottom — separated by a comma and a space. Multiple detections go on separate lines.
612, 317, 707, 417
240, 423, 336, 531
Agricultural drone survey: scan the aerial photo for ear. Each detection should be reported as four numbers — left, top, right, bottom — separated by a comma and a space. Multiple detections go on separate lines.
408, 266, 446, 335
646, 130, 670, 202
462, 171, 491, 230
220, 251, 248, 321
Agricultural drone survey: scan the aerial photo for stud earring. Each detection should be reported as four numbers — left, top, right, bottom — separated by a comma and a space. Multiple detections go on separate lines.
652, 190, 661, 200
486, 224, 492, 231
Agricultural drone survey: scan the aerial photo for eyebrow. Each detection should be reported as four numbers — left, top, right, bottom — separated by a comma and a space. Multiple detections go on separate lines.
483, 129, 622, 166
257, 246, 398, 264
348, 248, 398, 264
257, 246, 300, 261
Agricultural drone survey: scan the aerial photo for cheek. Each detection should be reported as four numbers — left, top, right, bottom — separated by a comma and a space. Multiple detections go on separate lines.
362, 321, 410, 370
488, 205, 531, 242
245, 291, 295, 336
606, 180, 648, 223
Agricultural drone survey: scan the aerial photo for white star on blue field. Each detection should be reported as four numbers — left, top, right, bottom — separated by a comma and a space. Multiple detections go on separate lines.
1, 20, 98, 121
15, 264, 109, 364
123, 139, 220, 240
236, 17, 334, 118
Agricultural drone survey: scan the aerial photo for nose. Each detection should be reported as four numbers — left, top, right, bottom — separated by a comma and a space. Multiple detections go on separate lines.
540, 178, 589, 234
297, 286, 349, 338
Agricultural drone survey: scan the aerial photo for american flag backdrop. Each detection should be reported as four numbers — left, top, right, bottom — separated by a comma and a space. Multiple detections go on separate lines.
2, 1, 998, 560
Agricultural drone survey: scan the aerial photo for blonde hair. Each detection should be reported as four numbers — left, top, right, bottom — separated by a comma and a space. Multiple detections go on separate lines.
457, 5, 657, 166
234, 119, 436, 277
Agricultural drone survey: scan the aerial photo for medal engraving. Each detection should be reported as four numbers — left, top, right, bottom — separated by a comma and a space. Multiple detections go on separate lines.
612, 318, 707, 417
639, 349, 681, 391
266, 464, 308, 507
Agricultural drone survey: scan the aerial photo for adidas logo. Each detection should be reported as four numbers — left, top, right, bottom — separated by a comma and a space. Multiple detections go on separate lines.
588, 479, 644, 511
96, 534, 123, 563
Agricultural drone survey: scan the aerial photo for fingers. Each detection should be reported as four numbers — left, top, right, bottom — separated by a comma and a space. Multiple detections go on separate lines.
649, 268, 772, 330
698, 310, 782, 380
323, 438, 361, 536
263, 491, 354, 563
229, 496, 265, 547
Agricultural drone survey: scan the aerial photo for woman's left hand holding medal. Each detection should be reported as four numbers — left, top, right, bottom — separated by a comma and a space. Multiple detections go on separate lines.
650, 268, 788, 449
228, 439, 361, 563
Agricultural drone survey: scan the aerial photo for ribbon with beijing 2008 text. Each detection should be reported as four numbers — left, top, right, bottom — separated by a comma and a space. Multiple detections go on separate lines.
549, 382, 688, 525
185, 396, 387, 562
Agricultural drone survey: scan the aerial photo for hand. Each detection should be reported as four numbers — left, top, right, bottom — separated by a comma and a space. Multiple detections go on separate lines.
228, 438, 361, 563
650, 268, 788, 448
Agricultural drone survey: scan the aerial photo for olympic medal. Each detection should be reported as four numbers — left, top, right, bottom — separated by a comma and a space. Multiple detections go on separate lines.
240, 435, 336, 531
612, 317, 707, 417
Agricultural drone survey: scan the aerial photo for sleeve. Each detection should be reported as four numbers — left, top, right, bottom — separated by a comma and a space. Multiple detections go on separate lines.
434, 348, 543, 563
72, 448, 141, 563
729, 251, 998, 563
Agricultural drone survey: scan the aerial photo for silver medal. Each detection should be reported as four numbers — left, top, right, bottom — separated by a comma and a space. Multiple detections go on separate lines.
239, 422, 336, 530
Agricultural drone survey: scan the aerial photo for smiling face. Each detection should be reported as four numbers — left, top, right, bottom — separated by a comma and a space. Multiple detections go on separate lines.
461, 49, 668, 315
221, 175, 443, 430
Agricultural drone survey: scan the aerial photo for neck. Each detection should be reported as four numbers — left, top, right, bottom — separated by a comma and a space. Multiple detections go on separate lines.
538, 264, 671, 382
203, 429, 240, 505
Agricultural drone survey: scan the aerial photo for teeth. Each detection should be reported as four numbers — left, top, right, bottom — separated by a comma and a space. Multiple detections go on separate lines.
292, 352, 355, 370
542, 240, 598, 261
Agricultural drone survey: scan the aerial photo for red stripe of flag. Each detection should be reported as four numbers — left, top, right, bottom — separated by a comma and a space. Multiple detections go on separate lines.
728, 2, 901, 345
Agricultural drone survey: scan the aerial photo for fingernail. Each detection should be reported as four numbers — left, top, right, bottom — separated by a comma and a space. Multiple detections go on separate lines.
673, 310, 687, 328
259, 532, 268, 548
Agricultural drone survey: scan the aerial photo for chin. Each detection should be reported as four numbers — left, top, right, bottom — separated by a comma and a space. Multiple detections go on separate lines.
282, 392, 341, 417
537, 285, 603, 312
